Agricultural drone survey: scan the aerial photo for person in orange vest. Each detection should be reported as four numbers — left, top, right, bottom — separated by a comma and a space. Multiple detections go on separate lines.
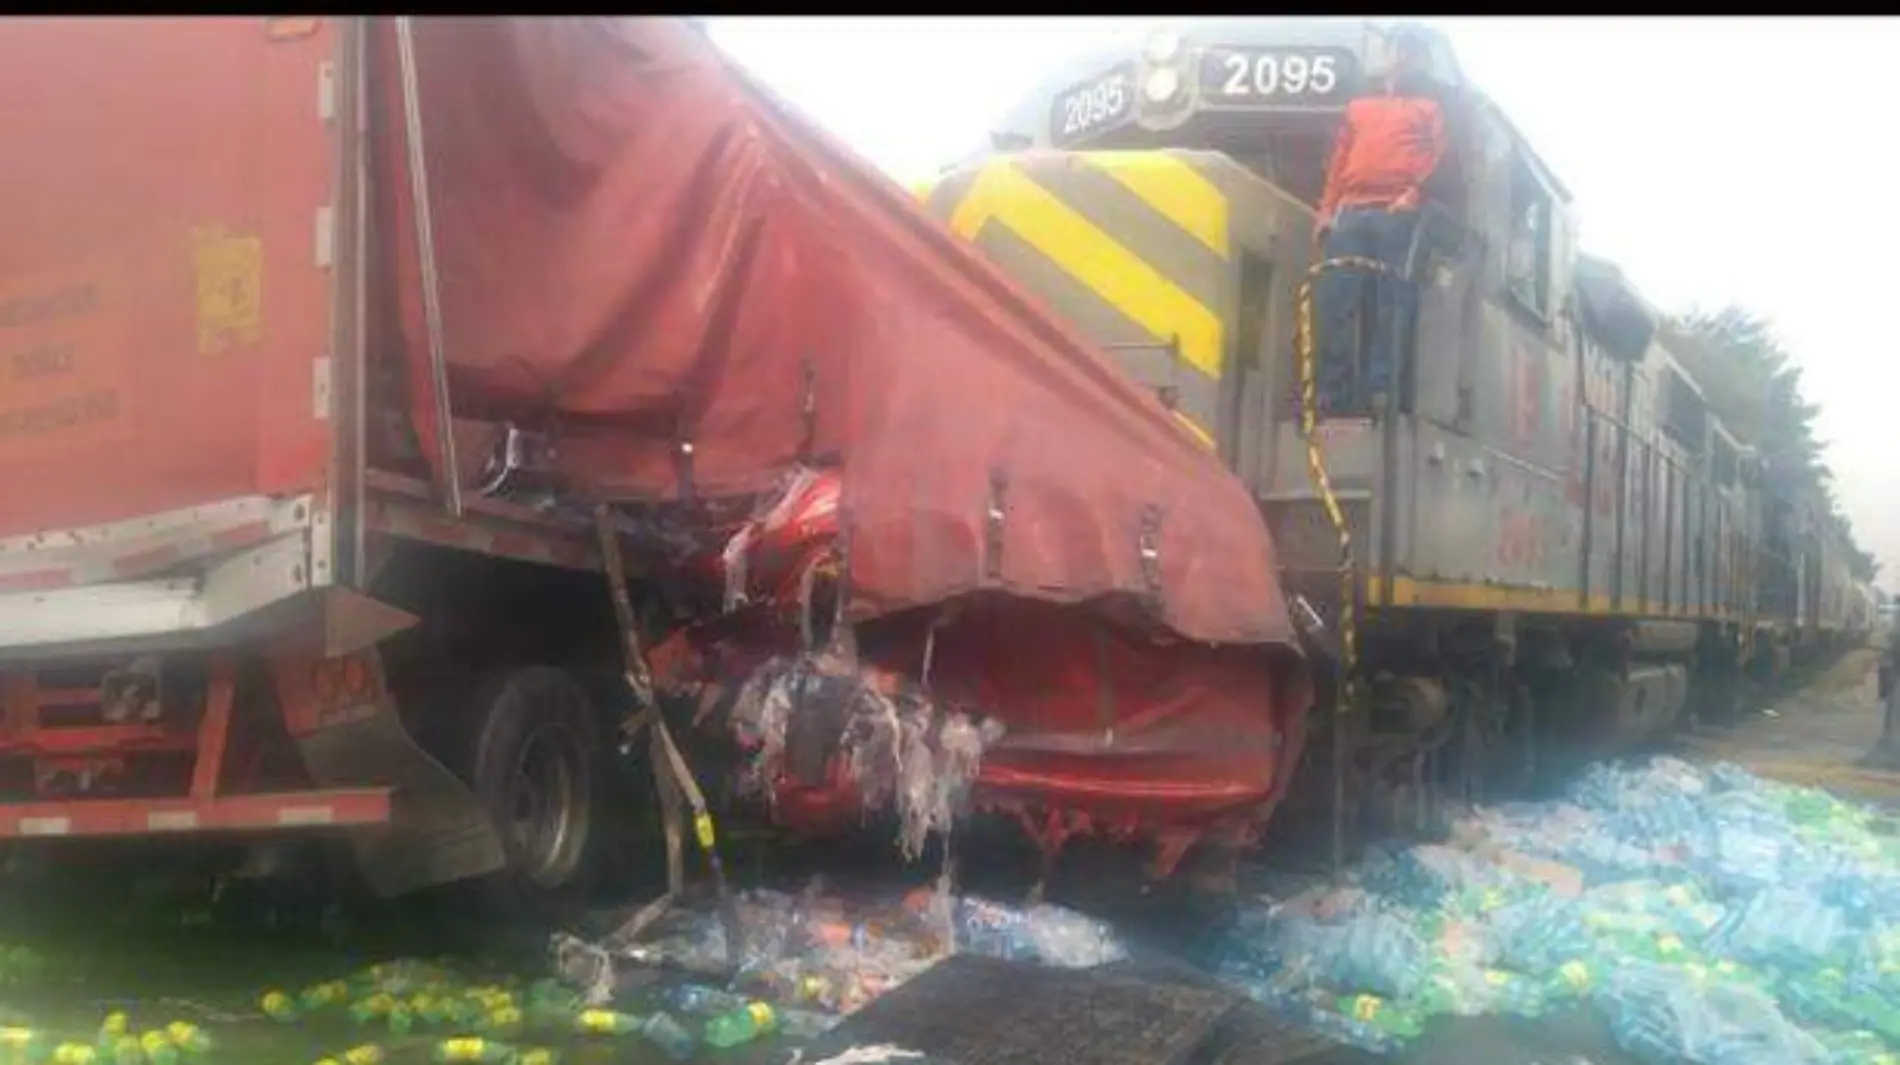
1311, 28, 1450, 417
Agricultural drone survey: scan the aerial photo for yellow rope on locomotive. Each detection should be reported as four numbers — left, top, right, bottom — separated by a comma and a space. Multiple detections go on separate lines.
1292, 253, 1389, 711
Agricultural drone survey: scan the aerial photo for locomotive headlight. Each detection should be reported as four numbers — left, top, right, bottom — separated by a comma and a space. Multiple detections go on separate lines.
1143, 28, 1183, 64
1143, 66, 1182, 104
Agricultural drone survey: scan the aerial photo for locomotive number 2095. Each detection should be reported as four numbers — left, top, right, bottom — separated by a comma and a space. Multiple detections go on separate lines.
1199, 47, 1355, 106
1050, 65, 1134, 146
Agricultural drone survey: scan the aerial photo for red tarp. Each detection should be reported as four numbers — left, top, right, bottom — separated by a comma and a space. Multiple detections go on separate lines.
373, 18, 1313, 836
377, 16, 1299, 648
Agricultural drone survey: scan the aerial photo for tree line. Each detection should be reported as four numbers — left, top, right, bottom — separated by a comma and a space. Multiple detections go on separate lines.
1661, 308, 1878, 584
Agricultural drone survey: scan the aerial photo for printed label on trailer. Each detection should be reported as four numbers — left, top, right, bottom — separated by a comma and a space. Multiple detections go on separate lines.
1197, 46, 1358, 109
193, 226, 264, 356
1050, 63, 1136, 148
0, 258, 134, 461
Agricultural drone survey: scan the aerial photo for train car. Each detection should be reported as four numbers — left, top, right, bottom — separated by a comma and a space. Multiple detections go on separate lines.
920, 19, 1872, 831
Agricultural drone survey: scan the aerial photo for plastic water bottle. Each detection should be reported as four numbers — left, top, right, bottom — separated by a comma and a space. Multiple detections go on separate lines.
441, 997, 480, 1028
475, 1006, 518, 1036
349, 995, 396, 1025
663, 984, 746, 1016
1300, 1009, 1403, 1055
1477, 970, 1549, 1018
1552, 960, 1593, 995
637, 1013, 695, 1062
163, 1023, 210, 1057
431, 1038, 513, 1064
1333, 994, 1423, 1040
93, 1014, 128, 1060
573, 1009, 639, 1036
776, 1008, 838, 1041
302, 981, 352, 1011
0, 1028, 49, 1063
703, 1002, 776, 1048
261, 990, 301, 1023
314, 1049, 384, 1065
138, 1031, 178, 1065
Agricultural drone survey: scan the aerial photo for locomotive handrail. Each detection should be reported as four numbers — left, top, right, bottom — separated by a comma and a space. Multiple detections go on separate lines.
1293, 251, 1388, 871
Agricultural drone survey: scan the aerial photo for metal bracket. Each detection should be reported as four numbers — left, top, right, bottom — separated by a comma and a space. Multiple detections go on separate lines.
797, 359, 818, 462
316, 60, 337, 123
313, 205, 335, 268
311, 357, 333, 421
472, 423, 560, 502
673, 436, 697, 504
1289, 593, 1341, 662
984, 469, 1009, 580
1136, 503, 1165, 607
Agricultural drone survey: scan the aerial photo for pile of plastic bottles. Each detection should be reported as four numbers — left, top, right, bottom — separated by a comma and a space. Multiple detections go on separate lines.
1206, 756, 1900, 1064
251, 956, 695, 1065
0, 1009, 214, 1065
570, 884, 1126, 1053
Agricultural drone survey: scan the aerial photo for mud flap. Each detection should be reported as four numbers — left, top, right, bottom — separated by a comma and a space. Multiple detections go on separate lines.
294, 707, 506, 898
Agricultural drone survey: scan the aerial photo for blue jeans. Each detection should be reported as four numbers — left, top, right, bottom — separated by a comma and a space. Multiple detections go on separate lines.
1315, 207, 1421, 416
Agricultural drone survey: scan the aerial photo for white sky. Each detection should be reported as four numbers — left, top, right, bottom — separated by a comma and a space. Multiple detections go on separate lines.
709, 16, 1900, 590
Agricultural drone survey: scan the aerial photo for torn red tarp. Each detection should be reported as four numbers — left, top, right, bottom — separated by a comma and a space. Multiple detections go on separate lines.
372, 17, 1306, 656
639, 465, 1313, 863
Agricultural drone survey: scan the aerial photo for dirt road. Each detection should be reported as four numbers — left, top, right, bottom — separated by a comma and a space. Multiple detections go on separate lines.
1676, 644, 1900, 806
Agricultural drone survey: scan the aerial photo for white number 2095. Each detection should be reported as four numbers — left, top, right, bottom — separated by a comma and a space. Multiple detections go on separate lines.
1060, 76, 1128, 136
1219, 52, 1337, 98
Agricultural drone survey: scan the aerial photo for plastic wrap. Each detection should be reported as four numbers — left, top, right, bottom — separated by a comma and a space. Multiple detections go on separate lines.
556, 885, 1125, 1035
953, 898, 1126, 968
1596, 962, 1829, 1065
375, 19, 1303, 652
725, 654, 1004, 859
1278, 908, 1435, 1001
1207, 756, 1900, 1059
1708, 888, 1849, 971
1489, 892, 1591, 976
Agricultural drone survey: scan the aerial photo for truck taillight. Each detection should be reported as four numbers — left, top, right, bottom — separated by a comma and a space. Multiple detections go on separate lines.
276, 650, 385, 739
309, 654, 372, 706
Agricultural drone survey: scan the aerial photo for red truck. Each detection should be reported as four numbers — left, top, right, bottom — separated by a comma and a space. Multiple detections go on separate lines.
0, 17, 1310, 910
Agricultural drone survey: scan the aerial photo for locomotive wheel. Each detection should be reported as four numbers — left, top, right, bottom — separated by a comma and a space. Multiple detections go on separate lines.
463, 667, 601, 918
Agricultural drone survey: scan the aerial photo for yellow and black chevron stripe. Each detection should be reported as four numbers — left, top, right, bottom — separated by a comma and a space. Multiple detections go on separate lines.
917, 151, 1236, 451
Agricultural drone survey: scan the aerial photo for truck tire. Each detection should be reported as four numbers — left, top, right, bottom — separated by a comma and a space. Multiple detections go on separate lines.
465, 667, 601, 919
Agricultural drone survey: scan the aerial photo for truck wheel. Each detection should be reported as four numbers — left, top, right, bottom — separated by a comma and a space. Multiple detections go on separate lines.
466, 667, 600, 918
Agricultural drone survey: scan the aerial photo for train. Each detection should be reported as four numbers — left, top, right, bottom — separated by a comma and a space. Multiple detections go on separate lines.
917, 19, 1879, 835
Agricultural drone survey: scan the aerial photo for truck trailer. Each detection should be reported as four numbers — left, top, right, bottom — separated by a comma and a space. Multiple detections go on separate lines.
0, 17, 1313, 906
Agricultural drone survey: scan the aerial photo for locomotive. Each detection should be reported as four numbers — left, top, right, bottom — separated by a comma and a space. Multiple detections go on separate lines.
919, 20, 1878, 834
